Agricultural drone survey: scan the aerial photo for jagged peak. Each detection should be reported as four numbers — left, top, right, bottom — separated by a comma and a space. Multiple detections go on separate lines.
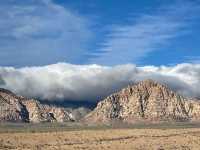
85, 79, 200, 123
137, 79, 158, 86
133, 79, 171, 92
107, 79, 169, 98
120, 79, 168, 94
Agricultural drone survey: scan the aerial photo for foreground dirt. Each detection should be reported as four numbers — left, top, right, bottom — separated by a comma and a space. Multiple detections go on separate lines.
0, 128, 200, 150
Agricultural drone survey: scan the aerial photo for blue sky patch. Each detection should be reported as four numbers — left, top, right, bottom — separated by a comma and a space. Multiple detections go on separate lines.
0, 0, 200, 67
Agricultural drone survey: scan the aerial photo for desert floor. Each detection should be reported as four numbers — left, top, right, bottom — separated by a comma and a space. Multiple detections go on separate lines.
0, 123, 200, 150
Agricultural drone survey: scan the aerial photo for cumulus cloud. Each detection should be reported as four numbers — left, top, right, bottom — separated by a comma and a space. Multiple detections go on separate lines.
0, 63, 200, 102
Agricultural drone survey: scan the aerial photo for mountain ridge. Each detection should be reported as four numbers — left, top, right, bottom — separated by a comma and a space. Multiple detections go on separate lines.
84, 79, 200, 123
1, 79, 200, 124
0, 88, 90, 123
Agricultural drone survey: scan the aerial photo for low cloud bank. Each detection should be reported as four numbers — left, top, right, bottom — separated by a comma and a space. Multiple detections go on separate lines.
0, 63, 200, 101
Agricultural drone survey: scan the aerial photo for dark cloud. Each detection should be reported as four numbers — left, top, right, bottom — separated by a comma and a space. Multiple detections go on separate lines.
0, 63, 199, 102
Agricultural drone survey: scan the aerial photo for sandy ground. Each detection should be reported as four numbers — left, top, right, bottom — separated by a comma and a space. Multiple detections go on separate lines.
0, 128, 200, 150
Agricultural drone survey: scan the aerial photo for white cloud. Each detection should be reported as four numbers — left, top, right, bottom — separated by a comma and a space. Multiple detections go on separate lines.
0, 0, 92, 66
0, 63, 200, 102
89, 1, 200, 65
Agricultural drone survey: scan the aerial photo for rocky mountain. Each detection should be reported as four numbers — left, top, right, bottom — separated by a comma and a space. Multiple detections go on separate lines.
2, 79, 200, 124
84, 79, 200, 123
0, 88, 90, 123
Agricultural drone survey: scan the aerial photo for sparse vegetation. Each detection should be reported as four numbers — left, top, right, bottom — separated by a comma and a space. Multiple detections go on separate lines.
0, 123, 200, 150
0, 121, 200, 133
0, 122, 200, 149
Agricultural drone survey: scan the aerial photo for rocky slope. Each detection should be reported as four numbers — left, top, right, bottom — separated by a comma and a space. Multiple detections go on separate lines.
84, 79, 200, 123
0, 88, 89, 123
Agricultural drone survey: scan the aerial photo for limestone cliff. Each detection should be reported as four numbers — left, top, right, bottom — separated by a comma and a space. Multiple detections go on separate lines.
0, 88, 79, 123
84, 80, 200, 123
0, 89, 29, 122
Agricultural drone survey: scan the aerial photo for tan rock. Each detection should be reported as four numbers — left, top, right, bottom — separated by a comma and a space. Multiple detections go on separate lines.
0, 89, 29, 122
84, 79, 200, 123
0, 88, 75, 123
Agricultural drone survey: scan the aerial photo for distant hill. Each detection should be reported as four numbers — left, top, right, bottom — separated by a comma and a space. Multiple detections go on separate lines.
84, 79, 200, 123
0, 88, 90, 123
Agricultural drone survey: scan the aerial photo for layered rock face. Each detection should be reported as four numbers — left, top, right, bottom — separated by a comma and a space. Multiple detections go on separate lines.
0, 89, 29, 122
84, 80, 200, 123
0, 88, 85, 123
22, 100, 74, 123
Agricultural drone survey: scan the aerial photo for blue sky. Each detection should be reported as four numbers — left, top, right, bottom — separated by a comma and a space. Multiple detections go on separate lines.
0, 0, 200, 67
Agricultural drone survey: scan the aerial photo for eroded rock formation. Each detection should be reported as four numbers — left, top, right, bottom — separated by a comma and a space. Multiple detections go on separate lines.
0, 88, 87, 123
84, 79, 200, 123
